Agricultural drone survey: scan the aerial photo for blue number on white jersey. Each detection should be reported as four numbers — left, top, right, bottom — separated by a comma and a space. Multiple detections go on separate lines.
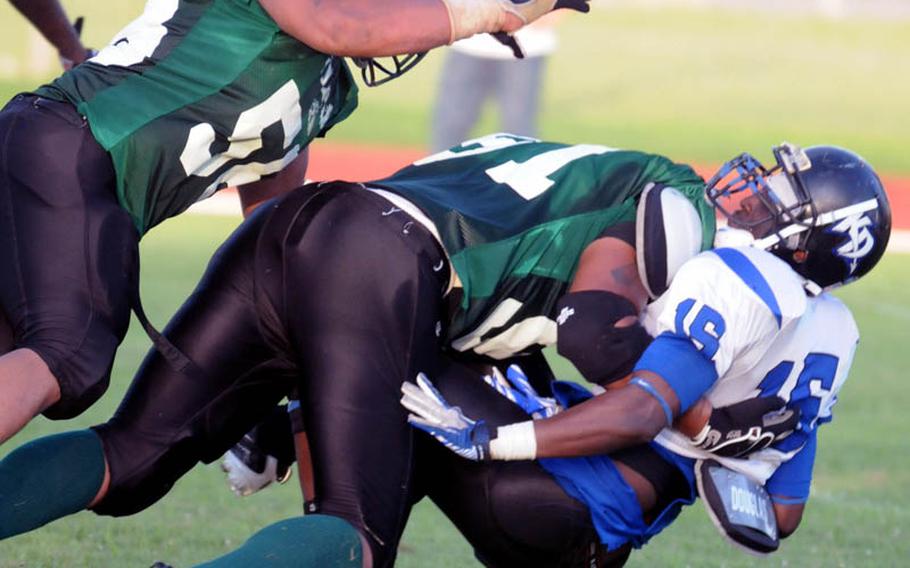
674, 299, 726, 359
759, 352, 840, 452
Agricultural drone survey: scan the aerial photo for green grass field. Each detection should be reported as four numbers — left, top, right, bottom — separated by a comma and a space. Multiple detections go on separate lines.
0, 1, 909, 566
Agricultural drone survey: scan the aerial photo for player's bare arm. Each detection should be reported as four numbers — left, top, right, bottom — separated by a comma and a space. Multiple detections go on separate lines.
236, 148, 310, 217
259, 0, 585, 57
771, 501, 805, 538
553, 235, 654, 386
8, 0, 88, 67
570, 236, 649, 311
532, 370, 677, 458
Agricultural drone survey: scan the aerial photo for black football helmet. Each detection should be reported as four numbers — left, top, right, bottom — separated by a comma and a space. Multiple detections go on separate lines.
706, 143, 891, 291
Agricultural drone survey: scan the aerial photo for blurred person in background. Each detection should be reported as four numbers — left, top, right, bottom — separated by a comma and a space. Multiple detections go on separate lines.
431, 14, 560, 152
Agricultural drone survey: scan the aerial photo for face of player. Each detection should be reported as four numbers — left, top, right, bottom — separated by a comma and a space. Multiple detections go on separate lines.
727, 192, 777, 239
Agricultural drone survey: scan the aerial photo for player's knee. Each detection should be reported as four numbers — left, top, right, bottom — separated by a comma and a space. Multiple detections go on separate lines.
89, 422, 199, 517
20, 322, 123, 421
488, 467, 592, 553
38, 349, 115, 421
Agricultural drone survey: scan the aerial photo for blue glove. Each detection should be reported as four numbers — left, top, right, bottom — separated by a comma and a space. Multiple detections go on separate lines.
400, 373, 493, 461
482, 365, 562, 419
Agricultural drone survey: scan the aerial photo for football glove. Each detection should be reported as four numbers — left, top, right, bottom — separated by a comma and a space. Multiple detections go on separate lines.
490, 32, 525, 58
482, 365, 562, 419
221, 432, 293, 497
502, 0, 591, 25
445, 0, 590, 43
401, 373, 494, 461
690, 396, 800, 458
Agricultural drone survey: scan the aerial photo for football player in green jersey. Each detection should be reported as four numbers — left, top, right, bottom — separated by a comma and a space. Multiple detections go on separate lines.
0, 134, 713, 567
0, 0, 589, 448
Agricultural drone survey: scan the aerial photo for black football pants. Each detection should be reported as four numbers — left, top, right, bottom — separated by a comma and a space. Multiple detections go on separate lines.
93, 183, 450, 568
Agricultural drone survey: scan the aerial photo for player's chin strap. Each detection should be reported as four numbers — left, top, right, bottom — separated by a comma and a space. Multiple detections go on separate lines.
695, 459, 780, 557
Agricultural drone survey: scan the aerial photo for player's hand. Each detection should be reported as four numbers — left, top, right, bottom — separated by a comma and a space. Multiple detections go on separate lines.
59, 48, 97, 71
59, 17, 96, 71
498, 0, 590, 31
482, 365, 562, 419
221, 433, 293, 497
690, 396, 800, 458
401, 373, 494, 461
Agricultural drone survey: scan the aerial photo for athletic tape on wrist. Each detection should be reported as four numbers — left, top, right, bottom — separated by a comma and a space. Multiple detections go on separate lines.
630, 377, 674, 426
440, 0, 506, 42
489, 421, 537, 460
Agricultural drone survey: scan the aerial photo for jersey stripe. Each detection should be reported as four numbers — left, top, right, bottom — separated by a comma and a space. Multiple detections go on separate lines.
713, 248, 782, 327
82, 0, 276, 150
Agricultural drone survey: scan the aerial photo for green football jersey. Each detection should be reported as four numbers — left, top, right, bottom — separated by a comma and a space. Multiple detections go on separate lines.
37, 0, 358, 234
370, 133, 716, 360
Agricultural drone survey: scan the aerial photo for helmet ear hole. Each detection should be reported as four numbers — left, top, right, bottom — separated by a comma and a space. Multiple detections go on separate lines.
792, 250, 809, 264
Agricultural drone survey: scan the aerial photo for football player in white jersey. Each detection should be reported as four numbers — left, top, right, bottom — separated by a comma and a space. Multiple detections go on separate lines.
405, 143, 892, 558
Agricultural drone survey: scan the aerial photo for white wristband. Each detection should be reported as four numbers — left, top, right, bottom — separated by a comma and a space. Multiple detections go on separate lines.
489, 421, 537, 460
440, 0, 506, 43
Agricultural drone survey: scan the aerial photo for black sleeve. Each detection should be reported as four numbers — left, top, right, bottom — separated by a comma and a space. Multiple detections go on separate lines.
598, 220, 635, 247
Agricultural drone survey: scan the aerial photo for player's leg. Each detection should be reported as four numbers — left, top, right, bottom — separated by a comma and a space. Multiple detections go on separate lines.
426, 360, 694, 566
430, 50, 495, 152
0, 94, 133, 442
91, 205, 296, 517
418, 360, 605, 567
0, 205, 288, 538
277, 185, 450, 567
194, 516, 362, 568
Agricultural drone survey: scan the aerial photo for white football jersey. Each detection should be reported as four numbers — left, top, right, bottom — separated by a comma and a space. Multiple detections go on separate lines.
640, 246, 858, 483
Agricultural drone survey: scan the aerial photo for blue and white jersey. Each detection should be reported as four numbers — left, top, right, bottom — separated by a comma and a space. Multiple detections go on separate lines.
636, 246, 858, 499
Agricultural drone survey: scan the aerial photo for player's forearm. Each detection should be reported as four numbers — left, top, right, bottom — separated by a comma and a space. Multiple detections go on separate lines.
9, 0, 85, 62
529, 381, 670, 458
237, 148, 308, 217
259, 0, 528, 57
260, 0, 453, 57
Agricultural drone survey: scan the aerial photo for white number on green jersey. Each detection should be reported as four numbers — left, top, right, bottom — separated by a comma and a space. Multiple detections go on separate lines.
179, 80, 303, 198
93, 0, 178, 67
415, 133, 616, 200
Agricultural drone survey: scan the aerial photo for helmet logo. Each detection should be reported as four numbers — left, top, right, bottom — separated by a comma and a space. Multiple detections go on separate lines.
829, 213, 875, 274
